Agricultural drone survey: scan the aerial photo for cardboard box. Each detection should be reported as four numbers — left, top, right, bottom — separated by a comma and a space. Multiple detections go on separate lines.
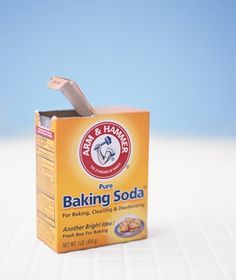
35, 77, 149, 252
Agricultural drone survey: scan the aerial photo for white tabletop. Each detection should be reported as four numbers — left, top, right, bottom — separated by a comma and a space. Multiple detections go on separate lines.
0, 136, 235, 280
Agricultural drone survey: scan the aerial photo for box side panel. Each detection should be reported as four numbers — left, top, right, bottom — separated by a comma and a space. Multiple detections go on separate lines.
35, 112, 57, 251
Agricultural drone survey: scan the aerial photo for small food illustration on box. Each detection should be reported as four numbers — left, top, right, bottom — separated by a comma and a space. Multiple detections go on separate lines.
115, 216, 145, 237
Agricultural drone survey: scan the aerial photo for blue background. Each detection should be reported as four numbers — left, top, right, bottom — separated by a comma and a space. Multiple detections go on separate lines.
0, 0, 235, 138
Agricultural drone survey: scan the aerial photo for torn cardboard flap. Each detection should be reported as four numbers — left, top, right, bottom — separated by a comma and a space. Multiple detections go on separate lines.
47, 76, 95, 117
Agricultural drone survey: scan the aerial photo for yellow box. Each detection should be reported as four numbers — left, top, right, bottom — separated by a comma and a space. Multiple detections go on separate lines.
35, 77, 149, 253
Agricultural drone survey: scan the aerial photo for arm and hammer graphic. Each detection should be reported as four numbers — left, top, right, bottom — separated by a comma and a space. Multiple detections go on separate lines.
94, 136, 116, 165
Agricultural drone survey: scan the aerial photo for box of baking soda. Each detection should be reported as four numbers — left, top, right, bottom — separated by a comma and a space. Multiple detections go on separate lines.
35, 76, 149, 252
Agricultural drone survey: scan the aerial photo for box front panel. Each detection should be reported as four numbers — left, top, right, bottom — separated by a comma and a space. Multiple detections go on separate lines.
56, 112, 149, 252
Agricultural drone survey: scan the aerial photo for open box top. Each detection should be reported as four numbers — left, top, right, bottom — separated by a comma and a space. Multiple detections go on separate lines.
37, 76, 148, 127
